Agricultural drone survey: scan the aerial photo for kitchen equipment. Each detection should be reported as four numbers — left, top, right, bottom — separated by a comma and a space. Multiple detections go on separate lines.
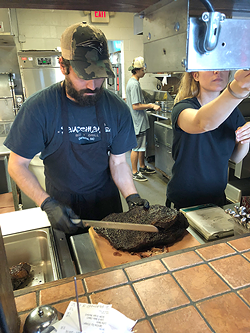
154, 121, 174, 178
105, 63, 122, 97
71, 219, 159, 232
18, 50, 64, 99
70, 233, 102, 274
23, 305, 63, 333
226, 98, 250, 203
0, 227, 19, 333
74, 277, 82, 333
144, 89, 174, 161
0, 155, 11, 194
3, 228, 60, 288
146, 111, 156, 160
0, 74, 15, 130
180, 204, 234, 241
143, 0, 250, 72
225, 204, 250, 236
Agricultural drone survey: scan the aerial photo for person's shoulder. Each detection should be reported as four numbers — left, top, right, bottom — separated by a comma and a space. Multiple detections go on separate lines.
171, 97, 199, 126
127, 77, 138, 86
176, 97, 199, 106
20, 82, 62, 118
102, 88, 126, 105
173, 97, 199, 111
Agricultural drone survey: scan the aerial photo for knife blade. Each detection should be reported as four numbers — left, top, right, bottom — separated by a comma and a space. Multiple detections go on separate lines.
71, 219, 159, 233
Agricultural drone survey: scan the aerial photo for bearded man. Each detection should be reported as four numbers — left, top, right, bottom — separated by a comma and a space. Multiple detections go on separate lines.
4, 22, 149, 235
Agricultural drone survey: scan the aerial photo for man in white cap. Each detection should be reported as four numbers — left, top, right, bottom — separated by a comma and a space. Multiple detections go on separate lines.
4, 23, 149, 235
126, 56, 160, 181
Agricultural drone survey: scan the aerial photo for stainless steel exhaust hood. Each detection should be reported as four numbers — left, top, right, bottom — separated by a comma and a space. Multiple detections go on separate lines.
0, 9, 15, 46
141, 0, 250, 72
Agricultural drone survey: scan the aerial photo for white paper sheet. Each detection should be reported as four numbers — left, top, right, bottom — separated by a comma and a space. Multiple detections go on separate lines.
51, 302, 137, 333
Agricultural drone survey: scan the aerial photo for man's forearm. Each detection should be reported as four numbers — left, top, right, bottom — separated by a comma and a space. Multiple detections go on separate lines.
8, 155, 49, 207
109, 159, 137, 198
133, 103, 160, 111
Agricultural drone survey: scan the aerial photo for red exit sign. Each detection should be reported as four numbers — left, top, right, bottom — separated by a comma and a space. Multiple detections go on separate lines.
91, 11, 109, 23
94, 11, 107, 18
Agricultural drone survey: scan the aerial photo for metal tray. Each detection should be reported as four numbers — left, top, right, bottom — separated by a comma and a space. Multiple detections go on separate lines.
4, 228, 60, 289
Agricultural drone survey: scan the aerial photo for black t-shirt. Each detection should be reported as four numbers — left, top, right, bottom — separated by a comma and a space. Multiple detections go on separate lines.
167, 97, 246, 209
4, 83, 137, 159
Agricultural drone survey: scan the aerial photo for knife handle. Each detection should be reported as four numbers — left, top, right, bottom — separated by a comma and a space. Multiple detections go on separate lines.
71, 218, 86, 228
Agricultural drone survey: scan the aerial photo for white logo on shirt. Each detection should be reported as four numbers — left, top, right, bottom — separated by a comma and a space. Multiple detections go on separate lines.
68, 125, 101, 134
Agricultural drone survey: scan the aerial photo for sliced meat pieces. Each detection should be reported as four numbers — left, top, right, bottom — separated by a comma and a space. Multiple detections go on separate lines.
9, 262, 31, 290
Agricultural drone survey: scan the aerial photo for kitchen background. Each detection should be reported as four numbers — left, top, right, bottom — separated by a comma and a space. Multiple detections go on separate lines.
0, 7, 179, 205
0, 8, 161, 98
2, 3, 250, 332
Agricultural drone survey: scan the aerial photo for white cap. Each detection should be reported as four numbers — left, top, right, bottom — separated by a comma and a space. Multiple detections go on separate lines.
128, 56, 145, 71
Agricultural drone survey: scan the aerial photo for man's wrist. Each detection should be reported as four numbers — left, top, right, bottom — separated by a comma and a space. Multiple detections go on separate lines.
40, 196, 52, 209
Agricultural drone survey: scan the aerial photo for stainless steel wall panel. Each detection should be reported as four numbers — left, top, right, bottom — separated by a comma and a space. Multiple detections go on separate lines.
0, 98, 14, 121
20, 68, 64, 98
0, 74, 12, 97
18, 51, 64, 99
143, 0, 188, 73
187, 17, 250, 71
144, 33, 187, 73
154, 121, 174, 177
143, 0, 250, 72
154, 121, 173, 147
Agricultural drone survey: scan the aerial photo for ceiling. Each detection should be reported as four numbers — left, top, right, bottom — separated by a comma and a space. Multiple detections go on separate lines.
0, 0, 161, 13
0, 0, 249, 16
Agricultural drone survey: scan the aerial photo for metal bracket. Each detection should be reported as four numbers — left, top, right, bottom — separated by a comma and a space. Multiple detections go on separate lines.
197, 11, 226, 53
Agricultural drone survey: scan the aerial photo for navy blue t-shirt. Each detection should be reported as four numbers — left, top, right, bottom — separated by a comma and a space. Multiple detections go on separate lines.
166, 97, 246, 209
4, 83, 137, 159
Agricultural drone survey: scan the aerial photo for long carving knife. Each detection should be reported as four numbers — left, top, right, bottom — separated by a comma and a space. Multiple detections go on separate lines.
71, 219, 159, 232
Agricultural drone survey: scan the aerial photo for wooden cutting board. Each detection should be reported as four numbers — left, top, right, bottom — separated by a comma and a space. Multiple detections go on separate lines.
88, 228, 201, 268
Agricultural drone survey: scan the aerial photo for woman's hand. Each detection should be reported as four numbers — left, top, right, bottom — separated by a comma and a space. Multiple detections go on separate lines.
236, 122, 250, 144
232, 70, 250, 95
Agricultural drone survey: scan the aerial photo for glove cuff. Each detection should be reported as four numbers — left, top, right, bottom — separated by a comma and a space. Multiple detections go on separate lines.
41, 197, 54, 210
126, 193, 140, 203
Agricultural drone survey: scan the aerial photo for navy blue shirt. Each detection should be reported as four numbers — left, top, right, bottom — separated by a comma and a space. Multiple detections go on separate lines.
4, 83, 137, 159
167, 97, 246, 209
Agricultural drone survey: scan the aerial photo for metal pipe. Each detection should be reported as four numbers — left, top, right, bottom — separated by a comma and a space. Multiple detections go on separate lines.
74, 277, 82, 333
199, 0, 215, 12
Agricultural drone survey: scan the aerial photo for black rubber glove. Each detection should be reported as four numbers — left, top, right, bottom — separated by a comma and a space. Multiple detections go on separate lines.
41, 197, 81, 234
126, 194, 150, 210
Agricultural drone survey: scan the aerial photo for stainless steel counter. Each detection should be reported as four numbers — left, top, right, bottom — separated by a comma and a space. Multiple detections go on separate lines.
147, 110, 172, 123
0, 137, 9, 156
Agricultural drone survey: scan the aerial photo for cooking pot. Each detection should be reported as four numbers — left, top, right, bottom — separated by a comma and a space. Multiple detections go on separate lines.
23, 305, 63, 333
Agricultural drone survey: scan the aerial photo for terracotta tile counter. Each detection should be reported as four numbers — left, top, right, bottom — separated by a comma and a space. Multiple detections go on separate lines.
15, 234, 250, 333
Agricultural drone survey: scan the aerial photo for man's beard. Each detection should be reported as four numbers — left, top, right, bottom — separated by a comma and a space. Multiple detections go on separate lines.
65, 76, 103, 107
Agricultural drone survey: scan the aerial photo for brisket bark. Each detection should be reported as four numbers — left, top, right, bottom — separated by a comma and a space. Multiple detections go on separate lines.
9, 262, 31, 290
94, 205, 189, 252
